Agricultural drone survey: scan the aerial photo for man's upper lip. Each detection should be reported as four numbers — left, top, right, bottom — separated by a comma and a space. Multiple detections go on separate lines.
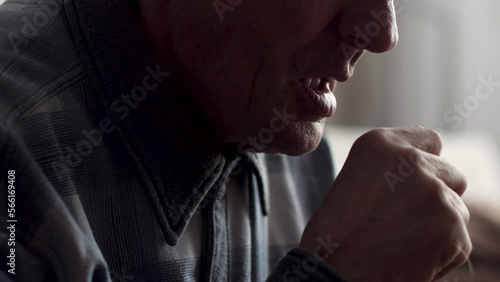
297, 77, 335, 83
297, 77, 337, 93
296, 76, 338, 85
296, 63, 359, 83
326, 77, 336, 86
300, 49, 365, 83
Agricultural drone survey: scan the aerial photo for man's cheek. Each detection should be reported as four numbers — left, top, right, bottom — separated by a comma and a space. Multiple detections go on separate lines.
283, 4, 338, 45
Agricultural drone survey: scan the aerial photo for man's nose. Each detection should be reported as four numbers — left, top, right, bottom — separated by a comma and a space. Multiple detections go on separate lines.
339, 1, 399, 53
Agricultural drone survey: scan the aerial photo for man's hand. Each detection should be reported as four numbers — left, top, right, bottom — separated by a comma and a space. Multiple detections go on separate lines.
300, 127, 472, 282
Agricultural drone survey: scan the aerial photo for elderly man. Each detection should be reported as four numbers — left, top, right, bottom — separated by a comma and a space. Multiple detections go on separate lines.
0, 0, 471, 281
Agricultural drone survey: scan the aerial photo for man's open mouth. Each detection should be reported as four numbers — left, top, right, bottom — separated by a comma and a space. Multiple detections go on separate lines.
298, 78, 334, 94
292, 77, 337, 119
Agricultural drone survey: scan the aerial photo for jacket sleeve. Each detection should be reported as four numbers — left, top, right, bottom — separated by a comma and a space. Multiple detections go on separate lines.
267, 248, 347, 282
0, 120, 110, 282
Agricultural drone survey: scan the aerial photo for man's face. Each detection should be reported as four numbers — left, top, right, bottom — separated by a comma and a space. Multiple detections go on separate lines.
163, 0, 398, 155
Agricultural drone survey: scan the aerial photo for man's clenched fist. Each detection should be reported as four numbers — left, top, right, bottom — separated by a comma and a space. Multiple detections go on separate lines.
301, 127, 472, 282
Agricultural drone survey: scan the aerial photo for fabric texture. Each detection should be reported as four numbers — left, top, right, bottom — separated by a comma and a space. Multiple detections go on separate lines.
0, 0, 346, 281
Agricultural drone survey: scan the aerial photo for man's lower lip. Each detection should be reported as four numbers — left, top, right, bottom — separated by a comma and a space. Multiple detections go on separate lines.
299, 83, 337, 118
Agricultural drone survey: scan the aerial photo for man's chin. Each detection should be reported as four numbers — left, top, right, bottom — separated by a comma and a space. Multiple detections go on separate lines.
264, 120, 325, 156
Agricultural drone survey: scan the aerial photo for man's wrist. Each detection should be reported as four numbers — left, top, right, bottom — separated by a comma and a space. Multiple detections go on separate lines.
272, 248, 347, 282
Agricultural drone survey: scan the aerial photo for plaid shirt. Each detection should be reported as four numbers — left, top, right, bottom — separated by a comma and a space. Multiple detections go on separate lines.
0, 0, 345, 281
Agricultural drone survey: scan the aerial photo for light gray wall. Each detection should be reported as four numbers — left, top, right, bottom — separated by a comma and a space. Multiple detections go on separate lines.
331, 0, 500, 147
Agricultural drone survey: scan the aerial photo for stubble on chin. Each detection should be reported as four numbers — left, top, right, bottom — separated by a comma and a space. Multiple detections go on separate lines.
269, 119, 326, 156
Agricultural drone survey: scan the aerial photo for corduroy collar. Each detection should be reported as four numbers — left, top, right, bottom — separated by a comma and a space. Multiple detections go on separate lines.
62, 0, 268, 246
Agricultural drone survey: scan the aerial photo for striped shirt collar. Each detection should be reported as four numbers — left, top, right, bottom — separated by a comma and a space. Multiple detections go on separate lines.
63, 0, 268, 246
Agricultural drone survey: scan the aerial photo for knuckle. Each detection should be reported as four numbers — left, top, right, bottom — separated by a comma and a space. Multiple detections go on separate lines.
456, 169, 468, 194
422, 176, 443, 199
432, 189, 470, 228
424, 184, 460, 221
464, 236, 473, 258
352, 128, 389, 151
427, 129, 443, 154
455, 240, 472, 266
446, 190, 470, 223
359, 128, 388, 144
406, 147, 425, 166
462, 205, 471, 223
444, 208, 463, 227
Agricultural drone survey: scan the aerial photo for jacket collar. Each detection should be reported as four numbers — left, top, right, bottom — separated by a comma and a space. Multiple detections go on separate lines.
63, 0, 268, 246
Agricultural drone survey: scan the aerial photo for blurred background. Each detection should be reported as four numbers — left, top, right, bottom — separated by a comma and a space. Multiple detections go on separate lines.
333, 0, 500, 135
335, 0, 500, 137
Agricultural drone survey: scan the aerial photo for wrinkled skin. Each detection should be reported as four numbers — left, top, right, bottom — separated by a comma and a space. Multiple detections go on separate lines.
301, 127, 471, 281
140, 0, 397, 155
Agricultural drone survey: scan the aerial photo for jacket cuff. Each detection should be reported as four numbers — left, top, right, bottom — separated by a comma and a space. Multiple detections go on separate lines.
268, 248, 347, 281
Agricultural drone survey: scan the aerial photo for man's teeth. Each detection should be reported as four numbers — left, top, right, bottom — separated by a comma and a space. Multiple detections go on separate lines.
301, 78, 327, 90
